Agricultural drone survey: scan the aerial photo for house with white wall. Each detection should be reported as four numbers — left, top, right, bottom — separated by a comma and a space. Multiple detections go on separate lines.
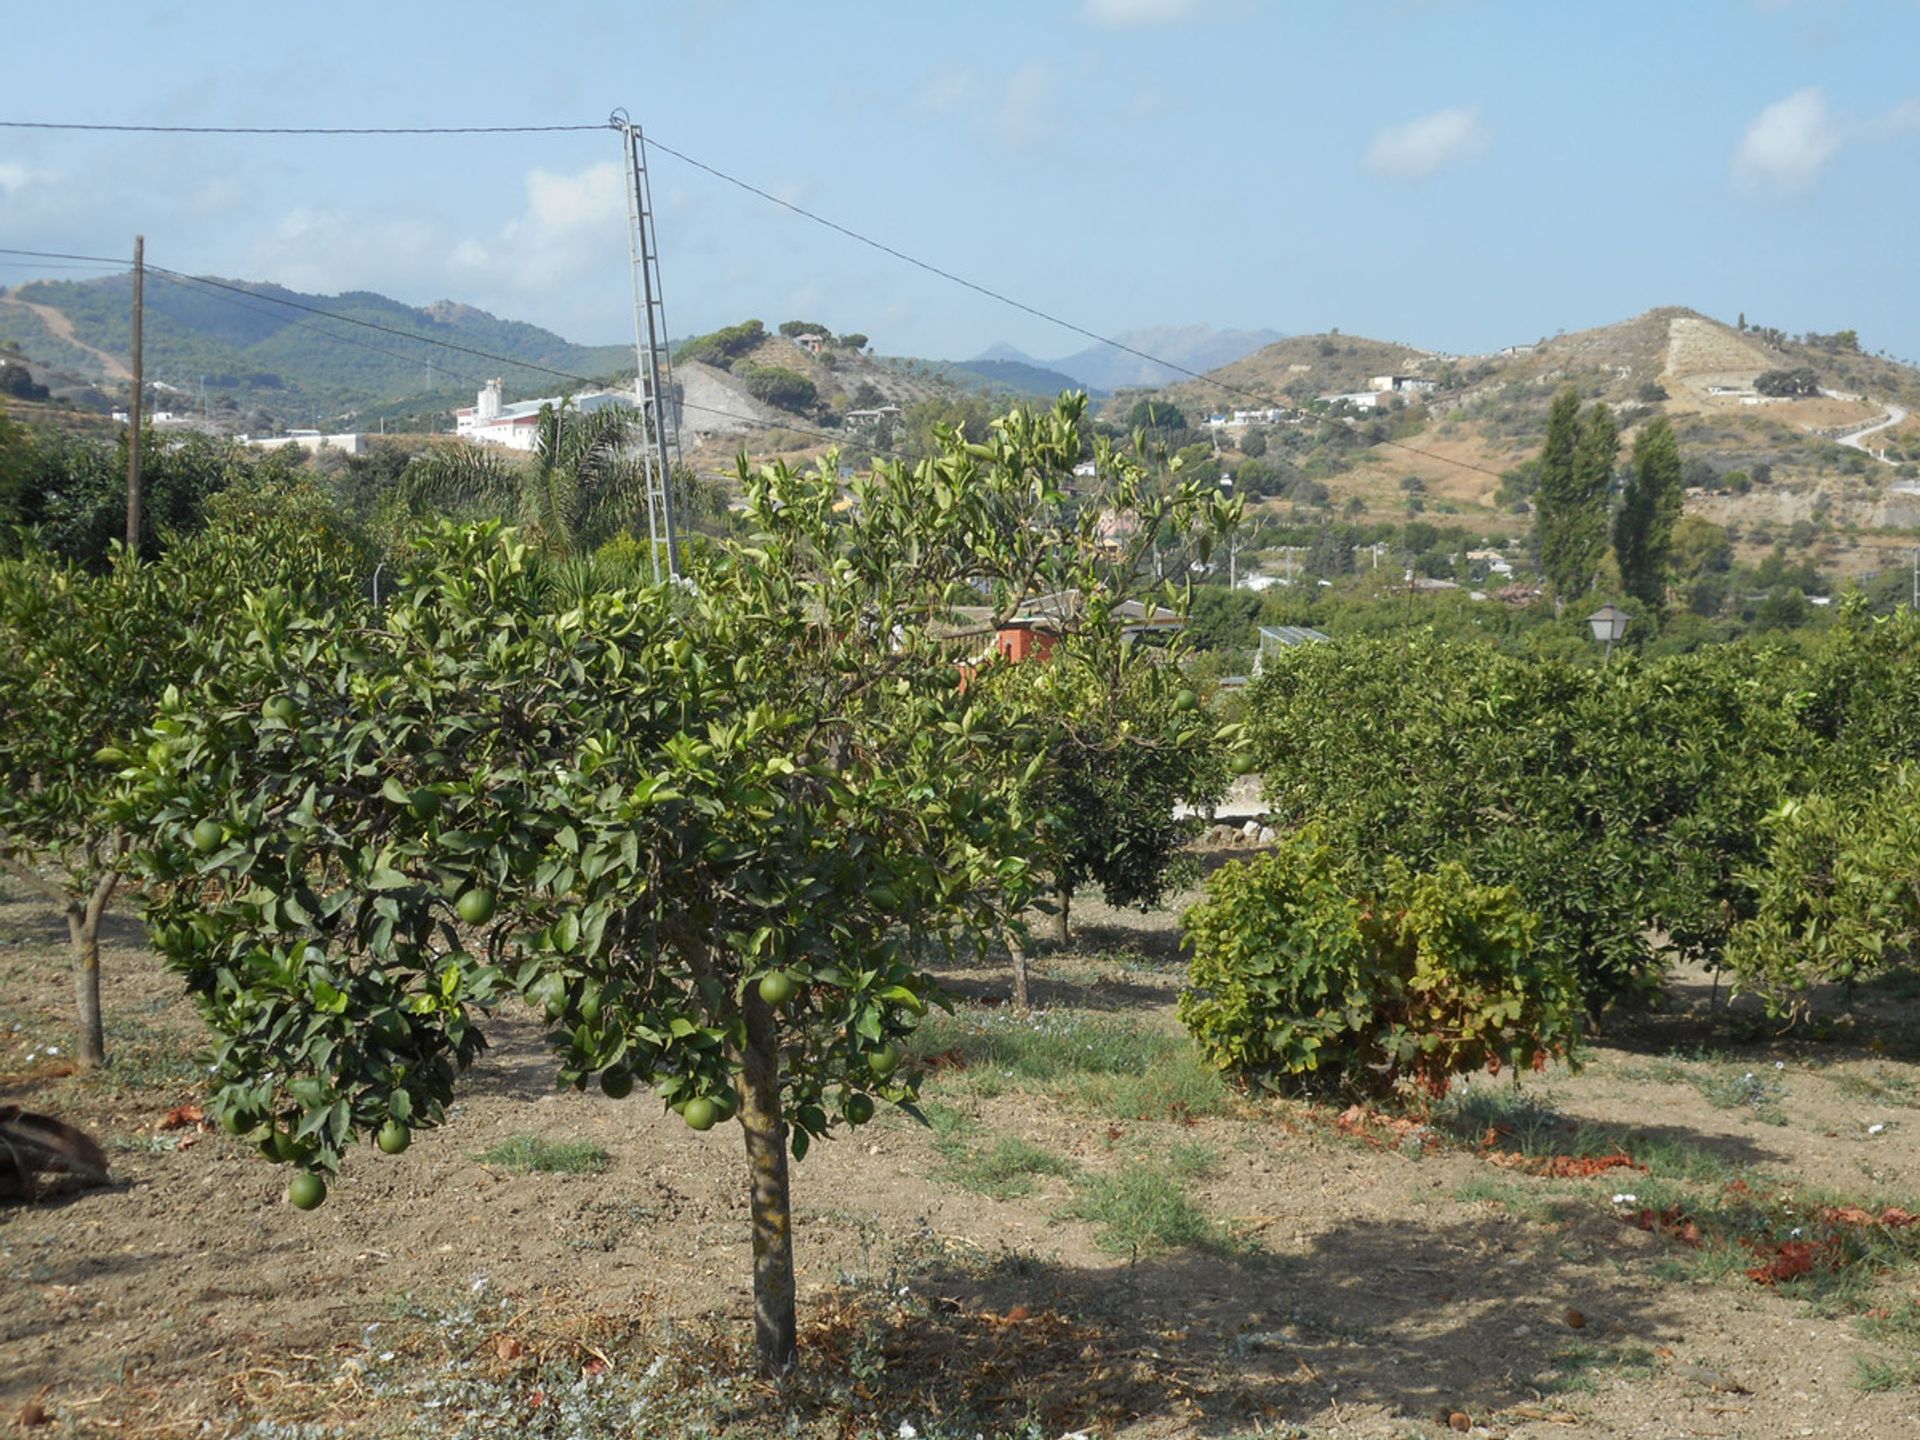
454, 379, 635, 452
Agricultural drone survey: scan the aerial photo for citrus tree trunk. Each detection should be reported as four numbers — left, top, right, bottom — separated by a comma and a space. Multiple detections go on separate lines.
66, 871, 116, 1070
738, 988, 798, 1376
1050, 887, 1071, 948
1005, 925, 1030, 1013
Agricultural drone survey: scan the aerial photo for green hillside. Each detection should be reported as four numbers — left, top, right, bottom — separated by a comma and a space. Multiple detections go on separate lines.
3, 274, 633, 426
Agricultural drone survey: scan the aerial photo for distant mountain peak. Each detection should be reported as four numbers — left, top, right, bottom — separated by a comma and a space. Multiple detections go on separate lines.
972, 324, 1285, 392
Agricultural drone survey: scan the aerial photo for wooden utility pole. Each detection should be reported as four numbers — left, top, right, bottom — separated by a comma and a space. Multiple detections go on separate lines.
124, 235, 145, 556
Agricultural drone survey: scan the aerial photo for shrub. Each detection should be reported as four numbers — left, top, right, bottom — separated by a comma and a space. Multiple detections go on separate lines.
1755, 367, 1819, 398
738, 364, 818, 412
1242, 635, 1806, 1010
1180, 832, 1580, 1102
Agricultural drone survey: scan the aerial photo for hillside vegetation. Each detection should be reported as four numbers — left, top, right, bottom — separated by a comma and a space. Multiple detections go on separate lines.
0, 273, 633, 430
1136, 307, 1920, 560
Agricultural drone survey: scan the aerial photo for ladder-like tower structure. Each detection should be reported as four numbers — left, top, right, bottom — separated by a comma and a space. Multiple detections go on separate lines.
615, 110, 682, 582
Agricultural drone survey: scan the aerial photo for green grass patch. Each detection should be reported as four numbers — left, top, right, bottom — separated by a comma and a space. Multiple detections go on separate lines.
1691, 1065, 1789, 1125
1063, 1165, 1232, 1255
1164, 1139, 1220, 1180
921, 1101, 1075, 1200
1853, 1355, 1920, 1392
910, 1008, 1226, 1119
1544, 1339, 1659, 1395
1440, 1088, 1745, 1184
475, 1136, 611, 1174
1450, 1173, 1585, 1225
1857, 1299, 1920, 1348
940, 1135, 1075, 1201
1628, 1174, 1920, 1308
1829, 1067, 1918, 1107
81, 1009, 202, 1095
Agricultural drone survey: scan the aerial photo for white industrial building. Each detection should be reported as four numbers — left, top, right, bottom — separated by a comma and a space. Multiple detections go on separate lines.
455, 379, 635, 452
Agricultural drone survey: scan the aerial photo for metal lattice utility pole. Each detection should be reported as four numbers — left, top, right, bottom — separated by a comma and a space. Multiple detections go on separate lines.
615, 110, 682, 583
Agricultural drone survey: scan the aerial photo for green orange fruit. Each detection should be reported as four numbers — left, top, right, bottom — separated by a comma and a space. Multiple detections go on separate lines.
682, 1097, 718, 1131
191, 820, 224, 854
376, 1121, 412, 1155
757, 971, 796, 1007
599, 1068, 634, 1100
288, 1173, 327, 1210
844, 1093, 875, 1125
455, 888, 497, 925
867, 1043, 900, 1079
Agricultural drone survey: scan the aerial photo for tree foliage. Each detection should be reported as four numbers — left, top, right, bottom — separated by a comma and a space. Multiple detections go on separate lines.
0, 481, 366, 1064
120, 396, 1227, 1375
1755, 367, 1820, 398
738, 365, 818, 413
1613, 414, 1684, 609
672, 320, 767, 370
1181, 831, 1581, 1101
1244, 634, 1806, 1011
980, 643, 1228, 942
1533, 389, 1614, 605
395, 401, 648, 559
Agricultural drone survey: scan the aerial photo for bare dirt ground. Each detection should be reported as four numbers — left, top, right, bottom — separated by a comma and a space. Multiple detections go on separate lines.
3, 873, 1918, 1439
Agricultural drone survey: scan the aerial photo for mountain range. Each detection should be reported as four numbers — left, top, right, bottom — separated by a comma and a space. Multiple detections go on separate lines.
973, 324, 1286, 393
0, 273, 634, 427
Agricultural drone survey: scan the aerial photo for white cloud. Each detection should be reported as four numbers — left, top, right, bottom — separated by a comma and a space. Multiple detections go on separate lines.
1863, 97, 1920, 140
997, 61, 1055, 148
0, 160, 54, 196
916, 63, 979, 114
452, 161, 626, 297
1127, 85, 1169, 121
1732, 87, 1842, 196
1081, 0, 1201, 26
1365, 106, 1490, 181
248, 207, 440, 294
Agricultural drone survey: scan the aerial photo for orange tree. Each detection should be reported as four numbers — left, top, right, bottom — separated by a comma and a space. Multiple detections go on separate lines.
0, 483, 364, 1065
977, 638, 1230, 966
121, 397, 1224, 1374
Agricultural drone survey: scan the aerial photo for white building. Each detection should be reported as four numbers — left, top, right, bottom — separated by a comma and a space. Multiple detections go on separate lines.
454, 379, 635, 452
1368, 375, 1437, 394
243, 430, 366, 457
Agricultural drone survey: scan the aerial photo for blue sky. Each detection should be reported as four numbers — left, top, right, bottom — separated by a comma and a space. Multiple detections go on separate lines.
5, 0, 1918, 366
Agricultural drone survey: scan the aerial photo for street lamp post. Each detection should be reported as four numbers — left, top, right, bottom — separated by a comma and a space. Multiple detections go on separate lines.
1587, 604, 1630, 664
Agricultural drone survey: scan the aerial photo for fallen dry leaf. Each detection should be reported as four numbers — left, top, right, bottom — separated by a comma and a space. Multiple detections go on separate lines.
159, 1104, 208, 1132
1563, 1308, 1586, 1329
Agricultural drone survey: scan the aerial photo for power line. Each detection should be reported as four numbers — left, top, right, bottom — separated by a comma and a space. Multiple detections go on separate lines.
138, 255, 902, 457
146, 267, 885, 454
147, 267, 614, 388
147, 270, 493, 391
0, 120, 608, 135
0, 245, 129, 266
3, 124, 1503, 478
641, 135, 1510, 482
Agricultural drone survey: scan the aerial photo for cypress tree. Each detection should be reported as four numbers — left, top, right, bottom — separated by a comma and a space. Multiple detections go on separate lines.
1614, 415, 1684, 609
1535, 389, 1616, 605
